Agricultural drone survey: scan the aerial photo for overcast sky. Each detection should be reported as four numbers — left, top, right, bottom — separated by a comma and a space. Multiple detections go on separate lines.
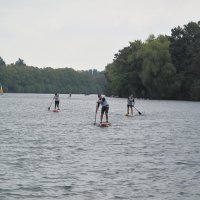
0, 0, 199, 71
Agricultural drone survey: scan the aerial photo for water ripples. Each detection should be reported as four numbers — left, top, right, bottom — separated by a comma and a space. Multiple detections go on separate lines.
0, 94, 200, 199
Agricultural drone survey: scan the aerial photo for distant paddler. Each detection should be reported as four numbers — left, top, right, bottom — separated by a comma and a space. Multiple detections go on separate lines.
126, 94, 134, 116
53, 93, 60, 110
0, 84, 3, 95
48, 92, 60, 111
125, 94, 142, 115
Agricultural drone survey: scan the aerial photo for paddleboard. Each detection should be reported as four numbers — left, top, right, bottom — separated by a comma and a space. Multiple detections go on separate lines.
98, 122, 111, 127
52, 109, 59, 112
124, 114, 133, 117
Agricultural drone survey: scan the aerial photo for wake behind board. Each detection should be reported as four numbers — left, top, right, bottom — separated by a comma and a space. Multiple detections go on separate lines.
98, 122, 111, 127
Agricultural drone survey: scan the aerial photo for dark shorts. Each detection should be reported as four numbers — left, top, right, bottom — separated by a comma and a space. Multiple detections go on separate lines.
55, 101, 59, 107
101, 106, 109, 114
127, 105, 133, 108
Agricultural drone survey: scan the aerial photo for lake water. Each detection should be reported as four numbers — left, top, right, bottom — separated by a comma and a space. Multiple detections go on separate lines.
0, 93, 200, 200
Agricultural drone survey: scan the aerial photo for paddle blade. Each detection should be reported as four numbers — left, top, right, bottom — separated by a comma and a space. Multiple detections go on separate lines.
48, 107, 50, 111
138, 111, 142, 115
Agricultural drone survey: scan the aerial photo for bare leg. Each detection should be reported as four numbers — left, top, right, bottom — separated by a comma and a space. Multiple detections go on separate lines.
131, 107, 133, 115
106, 114, 108, 122
100, 114, 103, 123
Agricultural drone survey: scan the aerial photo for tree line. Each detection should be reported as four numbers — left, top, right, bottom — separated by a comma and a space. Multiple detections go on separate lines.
1, 21, 200, 100
0, 58, 106, 94
105, 21, 200, 101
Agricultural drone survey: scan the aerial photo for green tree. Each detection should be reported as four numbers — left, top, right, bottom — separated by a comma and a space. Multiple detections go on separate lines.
140, 35, 176, 99
0, 57, 106, 94
0, 57, 6, 67
169, 21, 200, 100
105, 40, 144, 97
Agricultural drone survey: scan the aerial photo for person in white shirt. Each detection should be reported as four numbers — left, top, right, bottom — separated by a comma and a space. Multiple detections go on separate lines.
96, 94, 109, 123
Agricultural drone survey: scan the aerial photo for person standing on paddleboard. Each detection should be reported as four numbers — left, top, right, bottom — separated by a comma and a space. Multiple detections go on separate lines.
54, 93, 60, 110
96, 94, 109, 124
126, 94, 134, 115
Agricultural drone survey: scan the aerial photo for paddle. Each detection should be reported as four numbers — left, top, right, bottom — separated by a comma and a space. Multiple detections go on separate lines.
94, 103, 99, 124
48, 98, 54, 111
94, 111, 97, 125
133, 106, 142, 115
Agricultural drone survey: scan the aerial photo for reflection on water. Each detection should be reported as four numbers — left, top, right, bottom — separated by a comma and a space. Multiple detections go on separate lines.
0, 94, 200, 200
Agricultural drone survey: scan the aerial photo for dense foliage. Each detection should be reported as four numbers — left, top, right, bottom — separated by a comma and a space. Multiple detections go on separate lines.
0, 58, 106, 94
1, 21, 200, 100
105, 21, 200, 101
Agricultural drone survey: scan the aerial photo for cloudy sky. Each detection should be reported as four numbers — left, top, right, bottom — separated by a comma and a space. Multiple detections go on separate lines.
0, 0, 199, 71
